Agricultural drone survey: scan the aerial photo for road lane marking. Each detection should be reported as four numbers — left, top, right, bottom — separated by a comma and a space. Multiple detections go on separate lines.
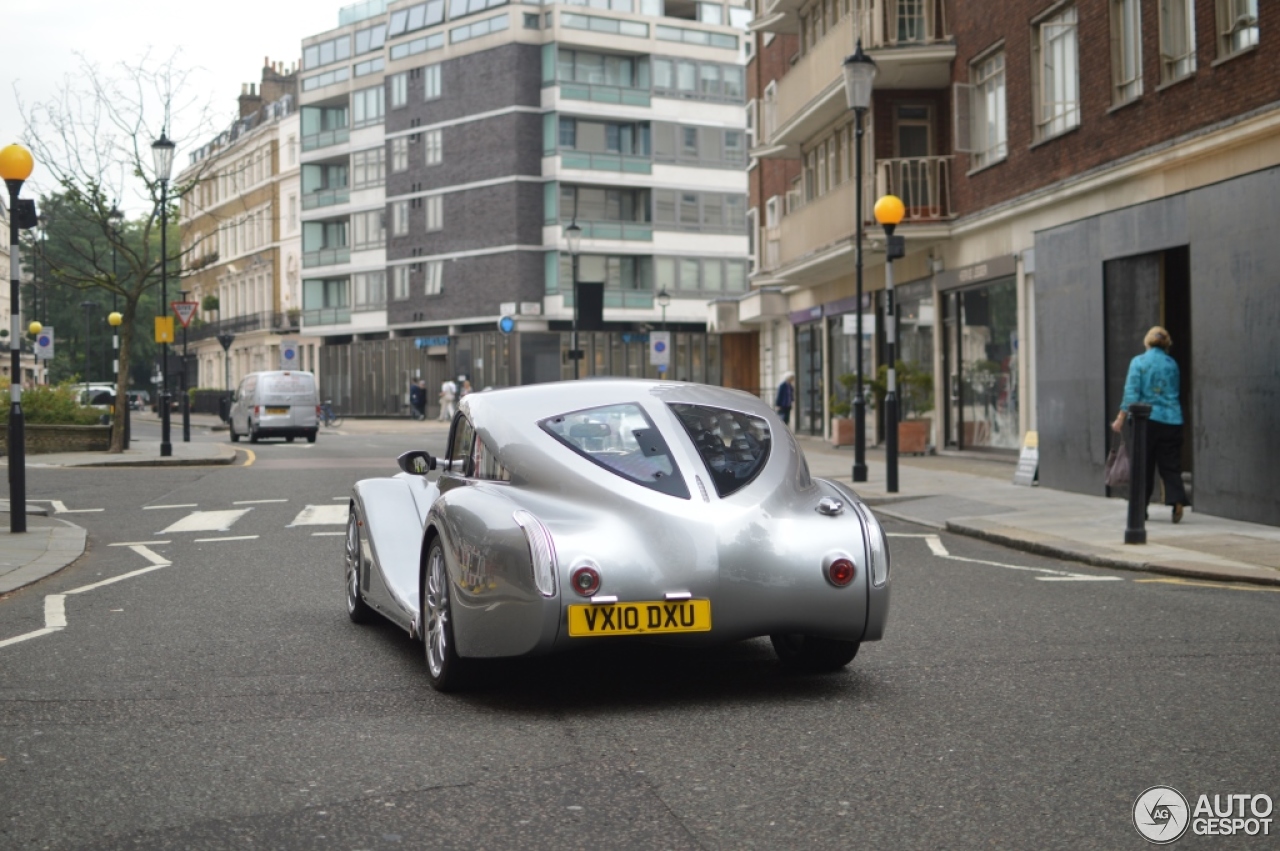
127, 546, 172, 568
68, 563, 170, 593
161, 509, 251, 534
109, 541, 171, 547
143, 504, 197, 510
45, 595, 67, 628
312, 531, 345, 537
1134, 578, 1280, 593
0, 627, 61, 648
193, 536, 260, 542
891, 532, 1122, 581
234, 499, 288, 505
46, 500, 104, 514
238, 448, 256, 467
288, 504, 348, 527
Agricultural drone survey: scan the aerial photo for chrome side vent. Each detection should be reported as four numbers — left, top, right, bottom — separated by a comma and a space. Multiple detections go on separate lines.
695, 475, 709, 503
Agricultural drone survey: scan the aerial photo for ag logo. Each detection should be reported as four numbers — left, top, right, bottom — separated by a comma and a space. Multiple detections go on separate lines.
1134, 786, 1190, 844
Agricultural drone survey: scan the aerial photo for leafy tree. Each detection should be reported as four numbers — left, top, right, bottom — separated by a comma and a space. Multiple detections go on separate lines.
17, 53, 218, 451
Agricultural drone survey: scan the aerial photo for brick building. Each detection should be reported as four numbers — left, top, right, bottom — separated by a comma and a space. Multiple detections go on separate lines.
740, 0, 1278, 524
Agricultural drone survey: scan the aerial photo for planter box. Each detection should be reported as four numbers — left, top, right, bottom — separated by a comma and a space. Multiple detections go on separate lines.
0, 423, 112, 455
898, 418, 931, 455
830, 417, 854, 447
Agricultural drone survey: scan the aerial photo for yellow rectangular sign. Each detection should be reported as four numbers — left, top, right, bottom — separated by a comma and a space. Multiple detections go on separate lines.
155, 316, 174, 343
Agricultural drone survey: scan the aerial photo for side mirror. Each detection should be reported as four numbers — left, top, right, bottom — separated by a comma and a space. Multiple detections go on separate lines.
397, 450, 437, 476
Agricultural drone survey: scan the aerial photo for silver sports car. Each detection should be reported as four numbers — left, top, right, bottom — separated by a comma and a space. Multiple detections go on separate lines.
345, 379, 890, 690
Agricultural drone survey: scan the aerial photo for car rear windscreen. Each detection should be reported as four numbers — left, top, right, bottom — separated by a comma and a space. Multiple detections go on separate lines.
540, 403, 689, 499
260, 374, 316, 405
669, 403, 771, 497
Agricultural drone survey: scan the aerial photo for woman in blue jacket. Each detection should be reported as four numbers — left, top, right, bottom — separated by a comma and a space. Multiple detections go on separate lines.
1111, 326, 1190, 523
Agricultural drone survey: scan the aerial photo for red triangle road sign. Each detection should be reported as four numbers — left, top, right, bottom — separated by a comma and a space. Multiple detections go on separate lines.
172, 301, 199, 328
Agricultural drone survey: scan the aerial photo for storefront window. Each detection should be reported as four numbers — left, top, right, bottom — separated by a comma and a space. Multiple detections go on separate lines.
944, 278, 1018, 450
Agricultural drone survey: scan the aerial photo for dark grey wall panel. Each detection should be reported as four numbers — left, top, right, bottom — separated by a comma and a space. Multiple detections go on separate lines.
1100, 194, 1187, 260
386, 250, 545, 327
1034, 218, 1106, 495
1185, 166, 1280, 525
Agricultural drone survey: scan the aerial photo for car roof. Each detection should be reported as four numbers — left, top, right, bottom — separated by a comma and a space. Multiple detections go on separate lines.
463, 379, 770, 424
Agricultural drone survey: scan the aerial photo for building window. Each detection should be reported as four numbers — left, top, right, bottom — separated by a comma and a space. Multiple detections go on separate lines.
1111, 0, 1143, 104
1032, 5, 1080, 142
524, 12, 540, 28
303, 36, 351, 70
392, 201, 410, 236
353, 271, 386, 309
423, 63, 442, 100
352, 86, 385, 128
424, 128, 442, 165
425, 195, 443, 232
1217, 0, 1259, 58
424, 260, 443, 295
970, 51, 1007, 167
352, 147, 386, 189
391, 137, 410, 172
390, 72, 409, 108
1159, 0, 1197, 83
351, 209, 386, 250
392, 265, 411, 299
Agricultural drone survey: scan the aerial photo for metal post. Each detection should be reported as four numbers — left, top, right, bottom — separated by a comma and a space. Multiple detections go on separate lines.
181, 319, 190, 442
852, 107, 868, 483
571, 251, 580, 381
6, 179, 27, 532
159, 179, 172, 457
1125, 403, 1151, 544
884, 248, 898, 494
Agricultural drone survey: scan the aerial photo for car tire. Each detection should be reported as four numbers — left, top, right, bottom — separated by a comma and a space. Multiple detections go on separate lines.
229, 420, 240, 443
423, 538, 468, 692
286, 436, 295, 443
249, 424, 260, 444
345, 508, 375, 625
770, 634, 860, 672
306, 430, 317, 444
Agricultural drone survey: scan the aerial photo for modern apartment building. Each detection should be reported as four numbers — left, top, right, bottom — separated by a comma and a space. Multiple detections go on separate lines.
298, 0, 751, 416
177, 61, 307, 394
743, 0, 1279, 524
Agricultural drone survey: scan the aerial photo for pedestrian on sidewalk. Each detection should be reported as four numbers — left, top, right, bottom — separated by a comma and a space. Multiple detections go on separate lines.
438, 379, 458, 421
409, 379, 427, 420
1112, 325, 1190, 523
775, 372, 795, 426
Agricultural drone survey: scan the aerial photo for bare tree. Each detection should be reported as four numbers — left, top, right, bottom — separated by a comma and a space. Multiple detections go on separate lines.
17, 51, 221, 451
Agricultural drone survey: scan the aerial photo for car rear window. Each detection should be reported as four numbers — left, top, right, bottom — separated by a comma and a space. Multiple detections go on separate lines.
540, 403, 689, 499
669, 403, 771, 497
261, 374, 315, 404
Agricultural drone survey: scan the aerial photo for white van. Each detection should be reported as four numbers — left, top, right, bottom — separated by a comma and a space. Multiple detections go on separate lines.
228, 371, 320, 444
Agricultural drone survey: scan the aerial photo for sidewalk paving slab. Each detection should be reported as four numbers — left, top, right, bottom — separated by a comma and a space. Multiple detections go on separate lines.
0, 516, 87, 595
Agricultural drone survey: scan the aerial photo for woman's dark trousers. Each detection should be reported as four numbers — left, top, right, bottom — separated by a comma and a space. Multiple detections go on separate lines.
1144, 420, 1189, 507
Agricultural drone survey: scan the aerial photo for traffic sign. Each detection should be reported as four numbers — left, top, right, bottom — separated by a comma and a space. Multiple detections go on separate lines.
155, 316, 174, 343
279, 339, 300, 369
34, 326, 54, 359
649, 331, 670, 368
172, 301, 199, 328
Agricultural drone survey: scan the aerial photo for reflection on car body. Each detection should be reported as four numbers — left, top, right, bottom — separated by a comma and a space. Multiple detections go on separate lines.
345, 379, 891, 691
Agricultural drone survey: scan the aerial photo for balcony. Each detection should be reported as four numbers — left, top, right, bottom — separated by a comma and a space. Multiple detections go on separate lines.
303, 247, 351, 268
302, 189, 351, 210
572, 221, 653, 241
560, 151, 653, 175
773, 154, 952, 276
757, 2, 954, 156
303, 307, 353, 326
186, 311, 301, 342
559, 82, 651, 108
301, 128, 350, 153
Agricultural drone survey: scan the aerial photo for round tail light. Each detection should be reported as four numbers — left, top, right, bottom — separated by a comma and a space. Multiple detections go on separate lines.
570, 565, 601, 597
826, 558, 856, 587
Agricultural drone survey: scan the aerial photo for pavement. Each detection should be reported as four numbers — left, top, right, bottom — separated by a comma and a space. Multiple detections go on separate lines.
2, 411, 1278, 596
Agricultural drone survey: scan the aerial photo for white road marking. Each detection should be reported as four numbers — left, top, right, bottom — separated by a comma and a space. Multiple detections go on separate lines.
48, 500, 104, 514
311, 531, 345, 537
128, 546, 172, 567
109, 541, 171, 547
234, 499, 288, 505
288, 504, 348, 527
161, 509, 251, 534
1, 552, 172, 649
890, 532, 1122, 582
143, 504, 198, 510
331, 497, 349, 501
193, 535, 260, 543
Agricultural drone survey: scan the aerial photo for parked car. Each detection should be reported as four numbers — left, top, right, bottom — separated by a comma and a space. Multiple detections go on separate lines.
127, 390, 151, 411
74, 383, 116, 410
344, 379, 891, 691
228, 370, 320, 444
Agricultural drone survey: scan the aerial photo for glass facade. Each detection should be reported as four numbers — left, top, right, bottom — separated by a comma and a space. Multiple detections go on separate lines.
944, 278, 1019, 450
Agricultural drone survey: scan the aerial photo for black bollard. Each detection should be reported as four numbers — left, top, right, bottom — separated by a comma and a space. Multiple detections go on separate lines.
1124, 403, 1151, 544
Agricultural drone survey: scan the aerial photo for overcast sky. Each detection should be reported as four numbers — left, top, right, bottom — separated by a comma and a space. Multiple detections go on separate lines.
3, 0, 341, 206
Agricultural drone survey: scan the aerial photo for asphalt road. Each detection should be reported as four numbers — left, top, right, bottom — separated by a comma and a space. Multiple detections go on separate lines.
1, 422, 1277, 850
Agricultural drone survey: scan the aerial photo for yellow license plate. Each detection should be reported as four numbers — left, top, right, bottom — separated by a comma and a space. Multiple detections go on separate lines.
568, 599, 711, 637
266, 406, 289, 414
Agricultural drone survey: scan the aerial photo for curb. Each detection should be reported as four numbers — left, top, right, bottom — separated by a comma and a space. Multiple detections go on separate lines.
0, 519, 88, 595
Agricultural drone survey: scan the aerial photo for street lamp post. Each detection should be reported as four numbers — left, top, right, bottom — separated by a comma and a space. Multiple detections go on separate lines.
152, 132, 176, 458
843, 41, 877, 483
657, 287, 670, 332
108, 310, 127, 448
108, 205, 127, 447
874, 194, 906, 494
1, 143, 37, 533
178, 290, 190, 442
565, 220, 582, 380
80, 300, 100, 387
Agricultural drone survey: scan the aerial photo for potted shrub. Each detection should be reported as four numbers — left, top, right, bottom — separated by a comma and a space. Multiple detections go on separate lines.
829, 373, 857, 447
871, 360, 934, 454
